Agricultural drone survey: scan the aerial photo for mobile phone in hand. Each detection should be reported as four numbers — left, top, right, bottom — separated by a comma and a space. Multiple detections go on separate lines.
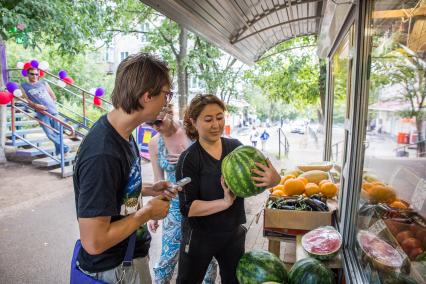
168, 177, 191, 190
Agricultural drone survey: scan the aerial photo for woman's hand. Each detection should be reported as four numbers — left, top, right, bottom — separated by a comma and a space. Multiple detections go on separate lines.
221, 175, 236, 207
148, 220, 159, 233
251, 159, 281, 188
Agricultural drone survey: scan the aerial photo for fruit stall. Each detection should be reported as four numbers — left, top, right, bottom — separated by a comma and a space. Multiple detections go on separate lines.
142, 0, 426, 283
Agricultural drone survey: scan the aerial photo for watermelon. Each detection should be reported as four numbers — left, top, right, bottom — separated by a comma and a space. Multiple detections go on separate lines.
301, 226, 342, 260
289, 258, 334, 284
222, 145, 268, 197
236, 250, 289, 284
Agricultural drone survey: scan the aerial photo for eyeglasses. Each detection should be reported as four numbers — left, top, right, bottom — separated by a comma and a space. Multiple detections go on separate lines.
146, 119, 163, 127
162, 90, 173, 103
29, 73, 39, 76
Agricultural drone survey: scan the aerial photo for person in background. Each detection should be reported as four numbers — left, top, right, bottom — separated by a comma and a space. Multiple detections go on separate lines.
176, 94, 281, 284
250, 126, 259, 148
21, 67, 70, 156
260, 126, 270, 151
73, 53, 178, 284
148, 104, 217, 284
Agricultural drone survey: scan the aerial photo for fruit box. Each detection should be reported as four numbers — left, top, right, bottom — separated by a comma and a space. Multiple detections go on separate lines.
263, 196, 338, 232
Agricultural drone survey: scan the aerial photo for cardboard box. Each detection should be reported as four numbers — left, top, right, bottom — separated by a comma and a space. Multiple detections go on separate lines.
264, 196, 337, 231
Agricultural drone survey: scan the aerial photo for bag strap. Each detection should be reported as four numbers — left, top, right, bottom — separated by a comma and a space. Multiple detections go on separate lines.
122, 232, 137, 267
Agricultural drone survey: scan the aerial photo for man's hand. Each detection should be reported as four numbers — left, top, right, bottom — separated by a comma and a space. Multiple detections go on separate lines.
137, 195, 170, 221
152, 180, 181, 200
35, 104, 47, 111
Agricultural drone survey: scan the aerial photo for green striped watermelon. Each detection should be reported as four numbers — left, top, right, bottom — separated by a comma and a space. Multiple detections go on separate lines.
222, 145, 268, 197
236, 250, 289, 284
289, 258, 334, 284
301, 226, 342, 261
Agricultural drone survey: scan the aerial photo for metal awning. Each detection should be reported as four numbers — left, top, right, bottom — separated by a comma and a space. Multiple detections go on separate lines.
141, 0, 325, 64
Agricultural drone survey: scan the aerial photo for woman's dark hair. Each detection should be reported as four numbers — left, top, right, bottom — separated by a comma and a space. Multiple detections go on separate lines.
111, 53, 171, 114
183, 94, 226, 140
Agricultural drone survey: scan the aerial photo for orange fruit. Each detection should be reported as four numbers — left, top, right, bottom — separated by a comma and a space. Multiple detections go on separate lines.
319, 180, 331, 187
271, 189, 286, 197
280, 175, 296, 185
320, 182, 338, 198
283, 178, 305, 196
389, 200, 408, 209
297, 177, 309, 186
305, 183, 321, 197
362, 182, 373, 193
368, 185, 396, 203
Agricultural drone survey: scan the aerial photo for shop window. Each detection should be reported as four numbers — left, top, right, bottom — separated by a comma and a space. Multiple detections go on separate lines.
356, 1, 426, 283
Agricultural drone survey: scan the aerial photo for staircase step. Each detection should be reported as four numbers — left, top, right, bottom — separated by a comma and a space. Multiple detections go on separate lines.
32, 154, 76, 167
15, 147, 55, 157
6, 128, 43, 137
49, 166, 74, 177
7, 120, 38, 127
5, 137, 50, 147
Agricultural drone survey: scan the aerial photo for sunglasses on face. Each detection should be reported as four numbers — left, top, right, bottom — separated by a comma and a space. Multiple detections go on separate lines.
146, 119, 163, 127
29, 73, 39, 76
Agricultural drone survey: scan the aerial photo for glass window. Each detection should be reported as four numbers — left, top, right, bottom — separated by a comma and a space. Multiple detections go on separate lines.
356, 1, 426, 283
120, 51, 129, 61
330, 28, 354, 186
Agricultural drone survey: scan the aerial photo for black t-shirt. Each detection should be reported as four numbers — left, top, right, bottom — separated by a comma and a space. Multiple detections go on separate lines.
176, 137, 246, 232
73, 115, 151, 273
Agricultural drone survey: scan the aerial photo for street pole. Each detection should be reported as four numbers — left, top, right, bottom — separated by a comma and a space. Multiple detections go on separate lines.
0, 39, 7, 164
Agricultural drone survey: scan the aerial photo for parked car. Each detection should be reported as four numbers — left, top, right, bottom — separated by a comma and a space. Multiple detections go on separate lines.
291, 124, 305, 134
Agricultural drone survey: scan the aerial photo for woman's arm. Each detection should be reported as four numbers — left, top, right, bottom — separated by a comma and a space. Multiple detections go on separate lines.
148, 135, 165, 182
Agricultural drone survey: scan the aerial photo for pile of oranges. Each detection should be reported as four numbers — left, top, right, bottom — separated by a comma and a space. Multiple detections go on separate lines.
270, 174, 338, 199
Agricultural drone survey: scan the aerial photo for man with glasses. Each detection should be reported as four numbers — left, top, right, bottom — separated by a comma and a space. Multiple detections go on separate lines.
73, 53, 177, 284
21, 67, 70, 156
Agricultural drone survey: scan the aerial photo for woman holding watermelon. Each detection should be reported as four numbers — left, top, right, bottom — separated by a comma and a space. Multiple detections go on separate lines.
176, 94, 280, 284
147, 104, 218, 284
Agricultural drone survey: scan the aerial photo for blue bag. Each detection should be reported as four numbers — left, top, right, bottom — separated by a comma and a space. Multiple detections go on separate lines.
70, 233, 136, 284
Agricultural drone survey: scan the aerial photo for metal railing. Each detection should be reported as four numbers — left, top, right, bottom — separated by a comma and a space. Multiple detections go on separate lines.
278, 127, 289, 159
10, 96, 75, 177
332, 140, 344, 161
7, 68, 112, 128
394, 139, 426, 158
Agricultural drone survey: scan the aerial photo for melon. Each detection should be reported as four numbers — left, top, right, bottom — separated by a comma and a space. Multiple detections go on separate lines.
301, 226, 342, 260
222, 145, 268, 197
289, 258, 334, 284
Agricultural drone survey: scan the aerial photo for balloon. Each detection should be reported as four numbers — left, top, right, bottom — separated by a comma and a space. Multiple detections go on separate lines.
6, 81, 19, 93
16, 62, 24, 69
13, 89, 23, 97
89, 88, 96, 95
30, 60, 39, 68
23, 62, 31, 70
0, 91, 13, 105
39, 70, 45, 78
63, 77, 74, 85
39, 61, 49, 70
57, 80, 66, 88
58, 70, 67, 79
95, 87, 105, 97
93, 96, 102, 106
21, 69, 28, 77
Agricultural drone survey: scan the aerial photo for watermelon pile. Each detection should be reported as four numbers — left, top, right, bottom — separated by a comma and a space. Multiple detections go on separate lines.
289, 258, 334, 284
222, 145, 268, 197
301, 226, 342, 260
236, 250, 289, 284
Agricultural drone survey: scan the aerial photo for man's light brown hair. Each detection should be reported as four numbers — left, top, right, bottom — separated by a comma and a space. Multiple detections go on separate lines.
111, 53, 171, 114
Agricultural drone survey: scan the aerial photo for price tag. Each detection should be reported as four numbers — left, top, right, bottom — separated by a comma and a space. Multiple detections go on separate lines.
368, 219, 386, 235
411, 178, 426, 212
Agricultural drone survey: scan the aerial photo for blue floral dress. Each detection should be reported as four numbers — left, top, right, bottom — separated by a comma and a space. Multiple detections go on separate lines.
153, 136, 217, 284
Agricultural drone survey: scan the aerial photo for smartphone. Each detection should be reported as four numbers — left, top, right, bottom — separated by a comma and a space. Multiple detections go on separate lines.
168, 177, 191, 190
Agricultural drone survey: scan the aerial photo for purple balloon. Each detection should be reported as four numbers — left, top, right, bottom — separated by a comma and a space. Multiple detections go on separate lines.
21, 69, 28, 77
30, 60, 39, 68
6, 82, 19, 93
95, 87, 105, 97
58, 70, 67, 80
